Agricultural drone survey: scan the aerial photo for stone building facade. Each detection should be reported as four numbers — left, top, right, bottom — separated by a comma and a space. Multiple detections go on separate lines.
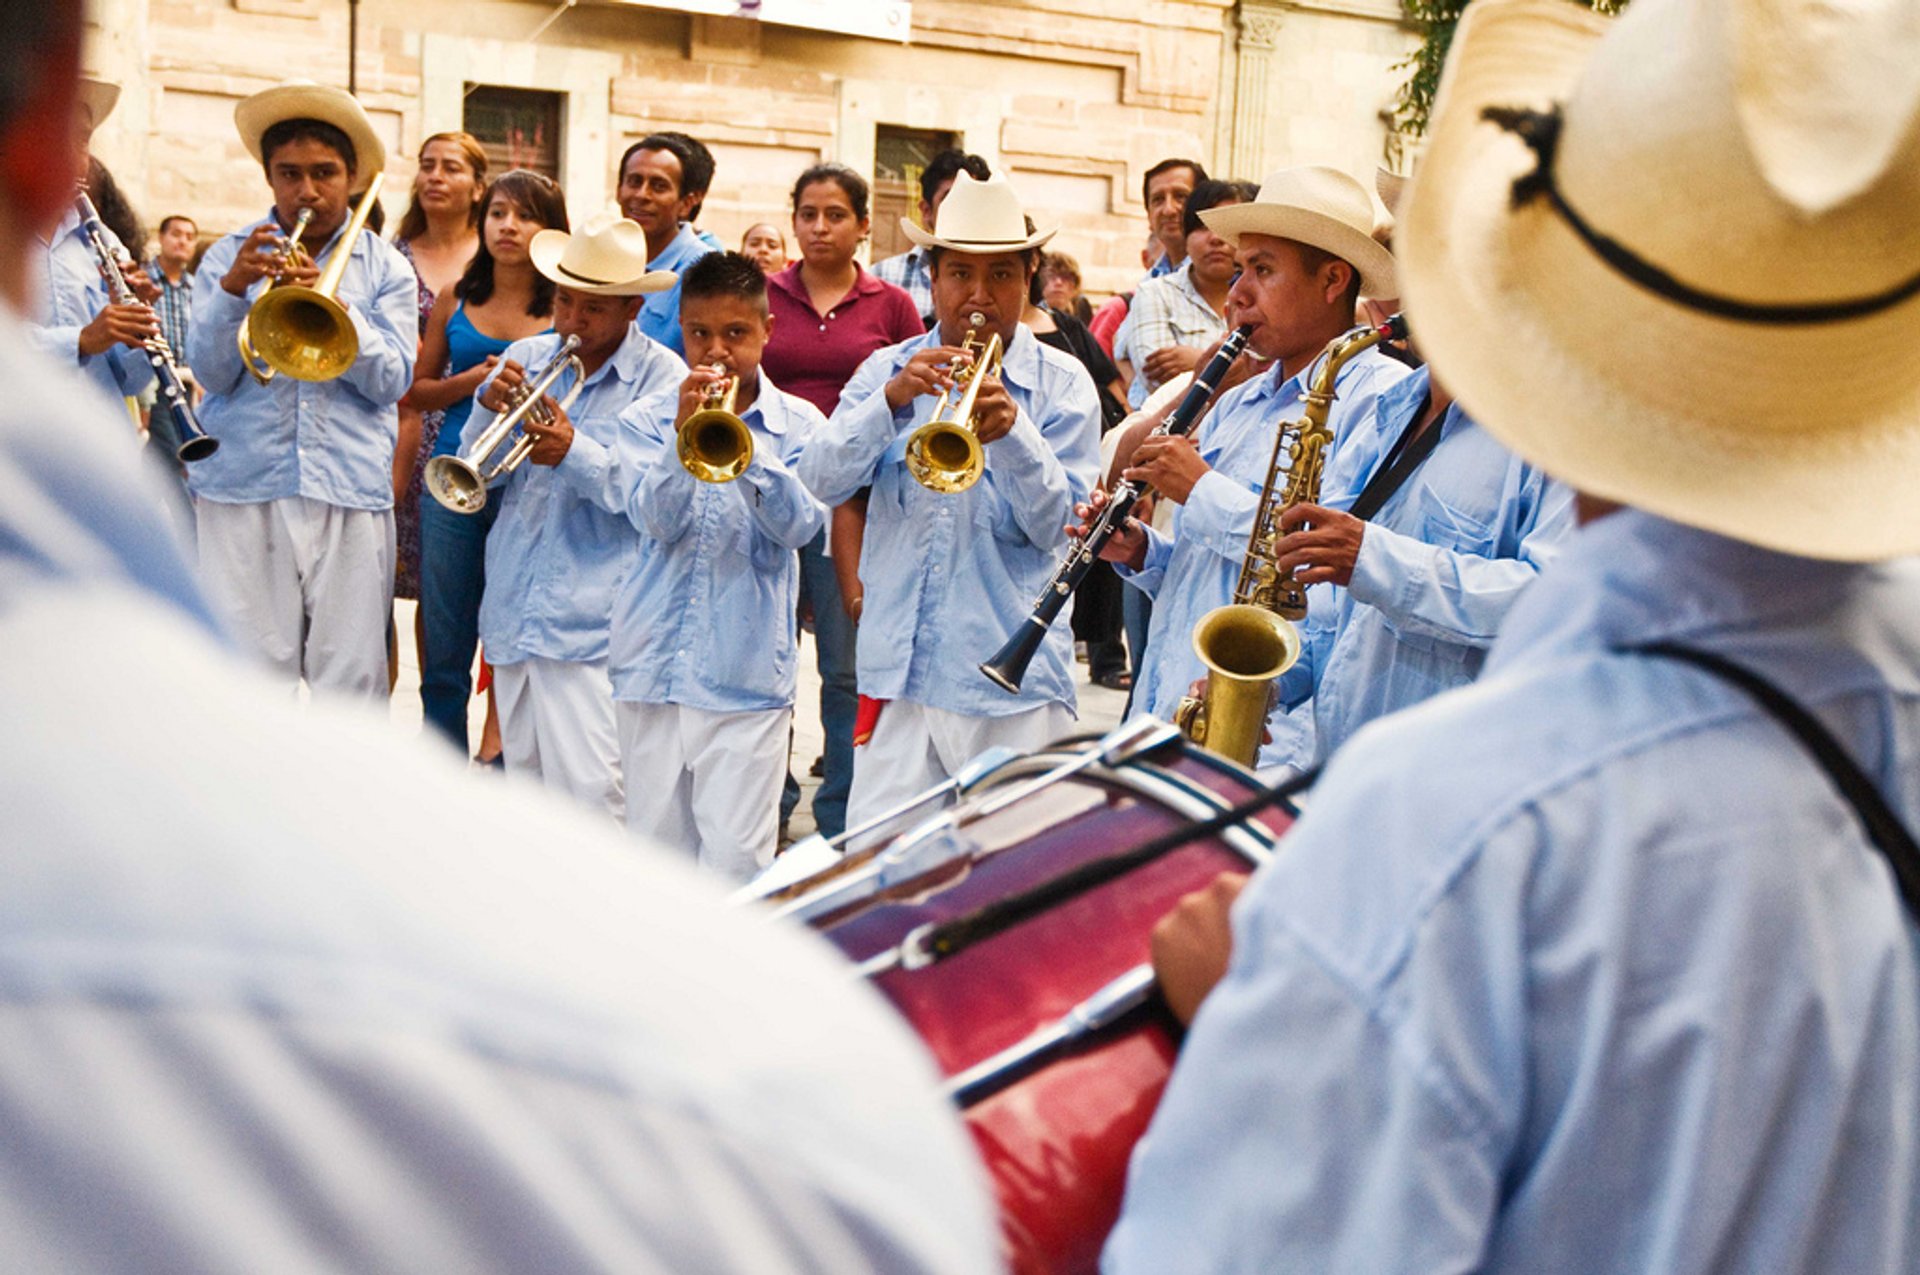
85, 0, 1415, 295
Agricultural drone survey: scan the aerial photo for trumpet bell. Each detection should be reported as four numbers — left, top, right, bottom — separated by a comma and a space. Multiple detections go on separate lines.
424, 454, 490, 515
1174, 603, 1302, 767
905, 420, 984, 493
679, 407, 753, 484
245, 287, 360, 383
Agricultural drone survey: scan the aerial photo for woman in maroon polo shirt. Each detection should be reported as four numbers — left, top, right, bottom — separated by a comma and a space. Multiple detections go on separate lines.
760, 162, 923, 841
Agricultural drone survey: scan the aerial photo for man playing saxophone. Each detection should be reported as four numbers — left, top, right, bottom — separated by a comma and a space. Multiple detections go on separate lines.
185, 81, 417, 701
797, 172, 1100, 833
460, 214, 682, 818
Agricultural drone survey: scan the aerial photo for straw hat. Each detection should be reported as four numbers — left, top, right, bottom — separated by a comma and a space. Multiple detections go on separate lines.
1200, 166, 1396, 297
234, 80, 386, 194
900, 171, 1056, 253
530, 213, 677, 296
1400, 0, 1920, 562
1375, 166, 1408, 219
77, 77, 119, 130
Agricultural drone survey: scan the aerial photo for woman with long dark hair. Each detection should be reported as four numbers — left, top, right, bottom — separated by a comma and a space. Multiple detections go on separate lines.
410, 170, 567, 757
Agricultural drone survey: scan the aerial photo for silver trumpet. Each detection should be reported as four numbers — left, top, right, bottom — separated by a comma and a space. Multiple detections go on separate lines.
425, 335, 584, 515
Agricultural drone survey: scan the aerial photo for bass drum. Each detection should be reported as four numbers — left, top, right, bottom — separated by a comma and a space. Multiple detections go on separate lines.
760, 723, 1294, 1273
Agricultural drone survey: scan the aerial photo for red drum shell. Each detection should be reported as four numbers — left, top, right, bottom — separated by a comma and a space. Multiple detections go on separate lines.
814, 739, 1293, 1274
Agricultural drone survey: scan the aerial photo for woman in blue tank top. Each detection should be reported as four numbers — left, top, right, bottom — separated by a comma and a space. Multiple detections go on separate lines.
409, 171, 568, 757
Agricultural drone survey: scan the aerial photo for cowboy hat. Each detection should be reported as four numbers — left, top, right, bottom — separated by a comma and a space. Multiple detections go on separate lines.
1400, 0, 1920, 562
1375, 166, 1408, 219
900, 171, 1056, 254
530, 213, 677, 296
77, 77, 119, 130
1200, 166, 1396, 297
234, 80, 386, 194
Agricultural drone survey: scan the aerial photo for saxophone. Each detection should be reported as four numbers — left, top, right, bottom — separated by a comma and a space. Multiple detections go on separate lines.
1174, 315, 1405, 766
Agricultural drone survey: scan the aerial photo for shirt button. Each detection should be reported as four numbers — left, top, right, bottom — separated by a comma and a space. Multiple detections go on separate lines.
818, 323, 827, 332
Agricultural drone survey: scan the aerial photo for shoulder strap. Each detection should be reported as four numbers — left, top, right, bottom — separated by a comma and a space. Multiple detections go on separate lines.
1633, 641, 1920, 922
1349, 393, 1443, 524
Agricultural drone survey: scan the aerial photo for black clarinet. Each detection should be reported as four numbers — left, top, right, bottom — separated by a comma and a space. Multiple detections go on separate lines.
980, 323, 1254, 693
76, 192, 218, 463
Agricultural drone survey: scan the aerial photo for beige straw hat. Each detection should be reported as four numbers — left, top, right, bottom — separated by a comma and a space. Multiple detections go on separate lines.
901, 171, 1056, 253
1200, 166, 1396, 297
1400, 0, 1920, 562
530, 213, 677, 296
77, 77, 119, 130
235, 80, 386, 194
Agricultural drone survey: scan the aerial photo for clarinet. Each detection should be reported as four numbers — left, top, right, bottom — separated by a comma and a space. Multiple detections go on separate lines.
76, 192, 218, 462
979, 324, 1254, 694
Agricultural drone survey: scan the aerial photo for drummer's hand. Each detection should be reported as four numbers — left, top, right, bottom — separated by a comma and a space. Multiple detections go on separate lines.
479, 359, 527, 413
1152, 872, 1250, 1026
1124, 434, 1209, 505
972, 374, 1018, 445
884, 345, 964, 411
521, 401, 573, 466
1067, 486, 1147, 570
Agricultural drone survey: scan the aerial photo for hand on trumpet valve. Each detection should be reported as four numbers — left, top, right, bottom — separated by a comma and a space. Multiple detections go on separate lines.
1122, 432, 1209, 504
1065, 485, 1149, 569
478, 358, 527, 413
1273, 502, 1364, 588
1150, 871, 1249, 1026
222, 224, 295, 296
673, 363, 733, 430
968, 372, 1018, 445
79, 301, 161, 356
519, 401, 574, 467
883, 344, 967, 411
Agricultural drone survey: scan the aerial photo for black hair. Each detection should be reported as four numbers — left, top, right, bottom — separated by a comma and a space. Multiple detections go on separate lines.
157, 213, 197, 237
920, 149, 991, 205
1181, 178, 1259, 238
86, 159, 145, 257
680, 250, 769, 314
618, 132, 715, 209
453, 169, 569, 315
790, 162, 870, 221
259, 118, 357, 179
1293, 242, 1364, 319
1141, 157, 1209, 209
0, 6, 78, 132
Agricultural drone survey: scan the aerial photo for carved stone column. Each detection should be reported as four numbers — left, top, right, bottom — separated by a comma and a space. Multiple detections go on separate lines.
1228, 1, 1287, 179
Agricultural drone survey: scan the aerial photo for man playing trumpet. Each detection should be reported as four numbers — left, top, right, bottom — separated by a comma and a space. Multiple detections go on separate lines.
186, 81, 417, 701
457, 213, 683, 818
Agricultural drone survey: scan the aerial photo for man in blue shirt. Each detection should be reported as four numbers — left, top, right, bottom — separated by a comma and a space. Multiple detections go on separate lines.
185, 82, 417, 701
463, 214, 682, 821
1106, 0, 1920, 1269
800, 171, 1101, 836
616, 132, 718, 357
612, 252, 827, 879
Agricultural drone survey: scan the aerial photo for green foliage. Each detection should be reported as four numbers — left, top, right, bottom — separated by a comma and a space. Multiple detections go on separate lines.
1391, 0, 1625, 141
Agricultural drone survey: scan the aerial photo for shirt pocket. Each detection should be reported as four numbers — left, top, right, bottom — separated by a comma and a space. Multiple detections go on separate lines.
1414, 482, 1500, 557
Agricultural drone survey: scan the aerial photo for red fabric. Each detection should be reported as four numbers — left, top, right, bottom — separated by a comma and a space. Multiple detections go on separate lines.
475, 652, 492, 694
1088, 294, 1131, 358
854, 695, 888, 747
761, 263, 926, 416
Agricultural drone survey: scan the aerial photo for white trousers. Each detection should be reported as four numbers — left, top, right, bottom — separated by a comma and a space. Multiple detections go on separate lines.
617, 701, 790, 882
195, 496, 394, 701
845, 699, 1074, 835
493, 657, 624, 822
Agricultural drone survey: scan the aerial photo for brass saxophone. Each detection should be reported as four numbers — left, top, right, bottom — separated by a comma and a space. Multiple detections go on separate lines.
1174, 315, 1405, 766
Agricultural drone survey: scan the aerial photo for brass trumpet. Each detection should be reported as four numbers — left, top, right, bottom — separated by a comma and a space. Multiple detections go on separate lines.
237, 207, 311, 386
425, 335, 584, 515
678, 369, 753, 484
906, 311, 1001, 493
241, 172, 386, 384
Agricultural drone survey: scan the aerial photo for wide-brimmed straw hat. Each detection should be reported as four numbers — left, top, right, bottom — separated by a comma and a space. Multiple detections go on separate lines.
900, 171, 1056, 254
1401, 0, 1920, 562
1200, 166, 1396, 297
77, 77, 119, 130
235, 80, 386, 194
530, 213, 677, 296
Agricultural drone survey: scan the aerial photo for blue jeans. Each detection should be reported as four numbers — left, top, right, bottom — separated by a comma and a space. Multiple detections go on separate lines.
418, 495, 498, 753
1122, 579, 1153, 718
792, 530, 857, 838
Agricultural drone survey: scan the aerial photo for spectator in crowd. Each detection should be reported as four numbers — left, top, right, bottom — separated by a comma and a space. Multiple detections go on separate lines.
1126, 178, 1255, 407
653, 130, 723, 252
1040, 250, 1093, 324
411, 171, 566, 758
1141, 157, 1208, 281
741, 221, 787, 273
869, 147, 990, 323
616, 132, 718, 357
144, 211, 199, 475
760, 162, 923, 840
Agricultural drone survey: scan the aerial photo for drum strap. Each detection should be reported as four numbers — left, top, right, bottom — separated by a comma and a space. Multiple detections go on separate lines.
1632, 641, 1920, 923
913, 767, 1321, 967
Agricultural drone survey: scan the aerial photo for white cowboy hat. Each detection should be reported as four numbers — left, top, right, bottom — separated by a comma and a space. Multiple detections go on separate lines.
1375, 166, 1408, 219
77, 77, 119, 130
900, 171, 1056, 254
1200, 166, 1396, 298
530, 213, 677, 296
234, 80, 386, 194
1400, 0, 1920, 563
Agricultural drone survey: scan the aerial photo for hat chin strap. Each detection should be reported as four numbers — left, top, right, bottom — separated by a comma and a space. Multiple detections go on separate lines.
1484, 105, 1920, 326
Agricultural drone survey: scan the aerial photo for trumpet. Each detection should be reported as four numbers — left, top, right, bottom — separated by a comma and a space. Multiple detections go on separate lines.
76, 191, 219, 463
237, 207, 311, 385
1174, 316, 1405, 765
425, 335, 584, 515
678, 369, 753, 483
240, 171, 386, 384
906, 312, 1002, 493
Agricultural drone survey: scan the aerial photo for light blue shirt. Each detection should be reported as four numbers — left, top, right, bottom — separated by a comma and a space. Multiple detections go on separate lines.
1107, 509, 1920, 1273
1264, 366, 1573, 768
635, 223, 716, 358
798, 325, 1102, 716
464, 330, 686, 666
28, 208, 155, 404
1120, 342, 1410, 730
185, 211, 418, 510
610, 375, 827, 711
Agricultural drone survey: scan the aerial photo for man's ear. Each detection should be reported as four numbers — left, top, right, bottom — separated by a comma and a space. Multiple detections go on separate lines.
1322, 259, 1354, 306
0, 41, 82, 235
